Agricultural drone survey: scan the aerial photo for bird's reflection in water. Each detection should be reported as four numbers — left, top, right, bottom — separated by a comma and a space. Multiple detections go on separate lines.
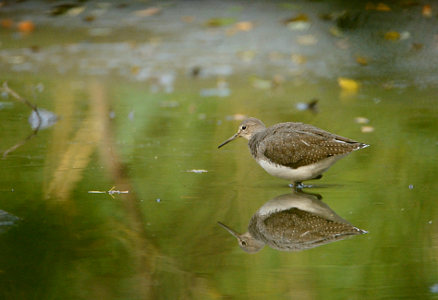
218, 190, 367, 253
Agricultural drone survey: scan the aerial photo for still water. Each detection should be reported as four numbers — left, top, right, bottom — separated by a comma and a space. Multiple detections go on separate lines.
1, 1, 437, 299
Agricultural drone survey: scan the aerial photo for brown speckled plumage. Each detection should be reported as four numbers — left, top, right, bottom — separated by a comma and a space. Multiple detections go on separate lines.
249, 122, 367, 169
218, 117, 369, 184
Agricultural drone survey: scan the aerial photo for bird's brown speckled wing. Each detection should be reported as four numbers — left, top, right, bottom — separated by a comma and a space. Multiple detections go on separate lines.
260, 123, 362, 169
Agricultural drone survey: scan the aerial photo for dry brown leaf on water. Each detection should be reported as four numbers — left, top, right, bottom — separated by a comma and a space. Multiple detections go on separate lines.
297, 35, 318, 45
17, 20, 35, 33
355, 55, 369, 66
234, 21, 253, 31
365, 2, 391, 11
338, 77, 360, 92
422, 5, 432, 17
384, 31, 400, 41
376, 3, 391, 11
282, 13, 309, 24
181, 16, 195, 23
206, 17, 235, 27
411, 43, 423, 51
135, 7, 161, 17
226, 21, 254, 36
1, 19, 13, 29
283, 13, 310, 31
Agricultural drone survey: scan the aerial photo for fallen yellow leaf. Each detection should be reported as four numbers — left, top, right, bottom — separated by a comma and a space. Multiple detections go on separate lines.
376, 3, 391, 11
355, 55, 369, 66
234, 21, 253, 31
384, 31, 400, 41
422, 5, 432, 17
17, 20, 35, 33
338, 77, 360, 92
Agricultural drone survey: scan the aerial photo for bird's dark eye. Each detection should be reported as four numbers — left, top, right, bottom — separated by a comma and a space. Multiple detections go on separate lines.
241, 240, 247, 246
241, 126, 247, 130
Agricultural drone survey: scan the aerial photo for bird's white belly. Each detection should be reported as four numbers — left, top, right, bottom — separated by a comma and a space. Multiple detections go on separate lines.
257, 156, 345, 182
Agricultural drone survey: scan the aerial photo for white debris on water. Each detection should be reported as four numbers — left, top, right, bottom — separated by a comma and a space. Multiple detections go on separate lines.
28, 108, 57, 130
186, 169, 208, 173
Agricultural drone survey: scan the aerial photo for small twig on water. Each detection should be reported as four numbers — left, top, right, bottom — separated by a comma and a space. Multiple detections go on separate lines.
88, 186, 129, 198
1, 82, 43, 159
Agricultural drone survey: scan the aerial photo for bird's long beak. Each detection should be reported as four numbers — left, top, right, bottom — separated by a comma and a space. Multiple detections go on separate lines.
217, 222, 241, 239
218, 133, 238, 149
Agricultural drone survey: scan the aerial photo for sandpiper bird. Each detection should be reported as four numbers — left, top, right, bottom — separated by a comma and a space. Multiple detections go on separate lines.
218, 190, 367, 253
218, 117, 369, 187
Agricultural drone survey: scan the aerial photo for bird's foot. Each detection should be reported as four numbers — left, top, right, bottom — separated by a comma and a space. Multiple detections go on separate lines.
288, 182, 313, 189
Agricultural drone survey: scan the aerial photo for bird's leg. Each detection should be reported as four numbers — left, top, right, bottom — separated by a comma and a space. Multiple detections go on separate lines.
289, 182, 305, 190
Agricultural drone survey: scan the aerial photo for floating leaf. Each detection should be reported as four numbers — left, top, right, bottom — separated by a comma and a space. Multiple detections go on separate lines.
135, 7, 161, 17
338, 77, 360, 92
422, 5, 432, 17
67, 6, 85, 16
297, 34, 318, 45
355, 55, 369, 66
329, 26, 343, 37
384, 31, 400, 41
226, 21, 254, 36
234, 21, 253, 31
287, 21, 310, 31
366, 2, 391, 11
376, 3, 391, 11
411, 43, 423, 51
206, 17, 235, 27
181, 16, 194, 23
361, 126, 374, 133
17, 20, 35, 33
355, 117, 369, 124
1, 18, 13, 29
283, 13, 309, 24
